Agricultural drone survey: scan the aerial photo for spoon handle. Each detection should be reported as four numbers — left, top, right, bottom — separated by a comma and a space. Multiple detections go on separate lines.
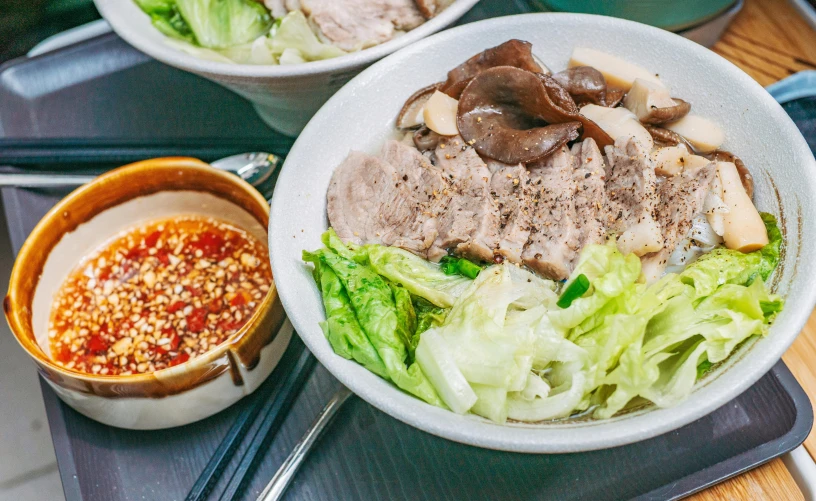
0, 173, 96, 187
256, 386, 352, 501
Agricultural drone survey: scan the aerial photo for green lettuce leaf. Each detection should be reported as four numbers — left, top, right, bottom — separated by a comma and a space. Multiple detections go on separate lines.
315, 250, 443, 406
321, 228, 358, 260
413, 296, 447, 335
269, 10, 346, 61
304, 251, 388, 379
305, 217, 784, 423
678, 213, 782, 295
549, 242, 641, 331
390, 283, 417, 359
174, 0, 273, 49
363, 244, 471, 308
135, 0, 196, 43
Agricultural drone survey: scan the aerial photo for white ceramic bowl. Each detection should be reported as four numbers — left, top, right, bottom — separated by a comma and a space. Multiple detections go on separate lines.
269, 13, 816, 452
93, 0, 481, 136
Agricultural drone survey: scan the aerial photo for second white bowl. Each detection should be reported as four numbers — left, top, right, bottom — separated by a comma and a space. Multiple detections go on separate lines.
94, 0, 481, 136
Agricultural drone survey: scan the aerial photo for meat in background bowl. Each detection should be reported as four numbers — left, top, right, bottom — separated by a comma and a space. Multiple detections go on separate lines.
94, 0, 481, 136
269, 13, 816, 452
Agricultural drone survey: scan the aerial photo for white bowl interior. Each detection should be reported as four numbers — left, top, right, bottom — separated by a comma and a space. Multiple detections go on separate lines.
270, 14, 816, 452
34, 191, 266, 357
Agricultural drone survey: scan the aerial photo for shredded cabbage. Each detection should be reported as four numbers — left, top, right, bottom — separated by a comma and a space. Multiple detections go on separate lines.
269, 11, 346, 62
135, 1, 347, 65
304, 214, 783, 422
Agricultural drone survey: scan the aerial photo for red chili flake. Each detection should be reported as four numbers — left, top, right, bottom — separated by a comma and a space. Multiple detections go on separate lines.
87, 335, 109, 354
230, 291, 248, 307
167, 301, 186, 314
189, 231, 224, 258
186, 308, 207, 333
162, 331, 181, 351
56, 345, 72, 363
144, 230, 161, 248
125, 246, 148, 261
168, 352, 190, 367
208, 298, 222, 313
156, 251, 170, 265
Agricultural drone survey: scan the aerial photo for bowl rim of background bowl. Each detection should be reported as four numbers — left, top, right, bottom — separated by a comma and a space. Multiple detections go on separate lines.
93, 0, 482, 78
5, 158, 276, 385
269, 12, 816, 453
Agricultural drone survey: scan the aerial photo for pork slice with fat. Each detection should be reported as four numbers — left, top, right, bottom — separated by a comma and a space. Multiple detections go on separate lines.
300, 0, 425, 51
522, 145, 581, 280
604, 137, 664, 258
488, 160, 533, 264
327, 151, 435, 257
571, 138, 607, 253
380, 140, 451, 259
432, 137, 501, 262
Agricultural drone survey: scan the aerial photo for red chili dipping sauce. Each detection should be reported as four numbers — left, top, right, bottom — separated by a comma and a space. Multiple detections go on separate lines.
48, 216, 272, 375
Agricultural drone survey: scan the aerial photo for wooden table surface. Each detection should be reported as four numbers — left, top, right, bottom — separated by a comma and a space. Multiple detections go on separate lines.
689, 0, 816, 499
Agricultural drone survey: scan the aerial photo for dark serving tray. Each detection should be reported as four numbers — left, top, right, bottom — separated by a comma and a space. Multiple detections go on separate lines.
1, 1, 813, 500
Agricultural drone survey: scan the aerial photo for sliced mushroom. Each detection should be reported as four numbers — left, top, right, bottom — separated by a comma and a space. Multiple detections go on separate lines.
644, 124, 695, 150
623, 78, 691, 124
457, 66, 580, 164
396, 82, 442, 129
552, 66, 607, 106
413, 125, 443, 151
708, 150, 754, 199
536, 74, 614, 148
644, 99, 690, 124
440, 40, 544, 99
604, 88, 625, 108
532, 54, 552, 75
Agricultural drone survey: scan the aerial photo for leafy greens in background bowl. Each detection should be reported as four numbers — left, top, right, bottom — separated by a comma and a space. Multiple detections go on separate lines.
94, 0, 481, 135
133, 1, 343, 64
270, 14, 816, 452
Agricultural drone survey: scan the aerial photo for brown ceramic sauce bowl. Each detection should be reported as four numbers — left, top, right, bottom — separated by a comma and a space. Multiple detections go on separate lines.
5, 157, 290, 429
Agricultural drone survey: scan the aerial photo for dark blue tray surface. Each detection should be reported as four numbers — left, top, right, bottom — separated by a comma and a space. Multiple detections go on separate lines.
0, 1, 813, 500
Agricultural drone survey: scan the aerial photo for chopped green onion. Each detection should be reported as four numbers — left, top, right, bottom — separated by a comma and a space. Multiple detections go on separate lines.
439, 256, 482, 279
557, 274, 590, 308
439, 256, 458, 275
696, 360, 713, 379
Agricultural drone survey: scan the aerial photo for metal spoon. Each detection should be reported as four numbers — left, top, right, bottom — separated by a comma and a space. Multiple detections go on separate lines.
256, 386, 353, 501
0, 152, 281, 197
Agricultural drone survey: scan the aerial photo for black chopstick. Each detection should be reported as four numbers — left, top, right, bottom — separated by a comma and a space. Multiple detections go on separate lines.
0, 138, 295, 166
185, 335, 313, 501
217, 345, 317, 501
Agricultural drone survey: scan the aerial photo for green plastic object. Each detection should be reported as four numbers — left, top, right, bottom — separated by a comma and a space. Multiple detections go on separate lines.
531, 0, 736, 31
